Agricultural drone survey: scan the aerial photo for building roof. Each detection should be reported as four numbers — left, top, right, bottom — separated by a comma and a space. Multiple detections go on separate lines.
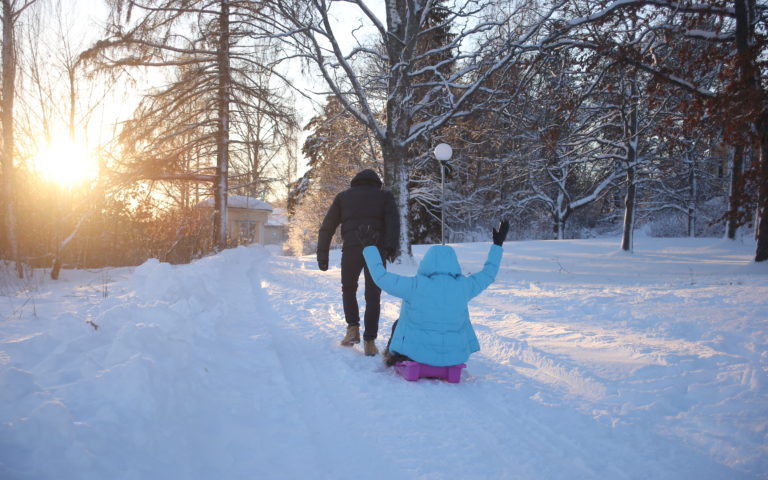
197, 195, 273, 211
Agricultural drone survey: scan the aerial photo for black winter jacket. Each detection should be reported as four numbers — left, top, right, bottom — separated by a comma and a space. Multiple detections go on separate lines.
317, 169, 399, 257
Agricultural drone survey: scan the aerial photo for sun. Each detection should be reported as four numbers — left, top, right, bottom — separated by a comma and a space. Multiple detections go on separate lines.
31, 136, 99, 188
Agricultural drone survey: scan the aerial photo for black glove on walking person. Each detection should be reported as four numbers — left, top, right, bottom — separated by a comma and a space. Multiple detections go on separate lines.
384, 248, 398, 263
317, 251, 329, 271
356, 225, 380, 247
492, 220, 509, 246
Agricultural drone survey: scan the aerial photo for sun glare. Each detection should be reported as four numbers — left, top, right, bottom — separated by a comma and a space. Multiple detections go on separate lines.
31, 137, 99, 188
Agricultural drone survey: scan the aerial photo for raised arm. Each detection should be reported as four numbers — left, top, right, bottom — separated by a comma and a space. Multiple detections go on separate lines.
465, 244, 503, 299
362, 246, 415, 300
465, 220, 508, 299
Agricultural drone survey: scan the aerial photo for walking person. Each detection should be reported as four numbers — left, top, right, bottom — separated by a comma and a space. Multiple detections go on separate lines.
317, 169, 399, 356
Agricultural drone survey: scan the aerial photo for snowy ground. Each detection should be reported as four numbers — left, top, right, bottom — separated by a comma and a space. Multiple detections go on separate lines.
1, 236, 766, 479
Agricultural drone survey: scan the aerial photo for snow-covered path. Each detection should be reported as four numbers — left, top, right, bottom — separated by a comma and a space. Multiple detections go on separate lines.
1, 237, 766, 479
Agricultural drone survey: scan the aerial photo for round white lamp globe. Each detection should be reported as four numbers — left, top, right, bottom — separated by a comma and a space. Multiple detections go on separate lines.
433, 143, 453, 161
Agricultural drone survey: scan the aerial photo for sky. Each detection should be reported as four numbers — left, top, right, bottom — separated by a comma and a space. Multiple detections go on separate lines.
24, 0, 321, 189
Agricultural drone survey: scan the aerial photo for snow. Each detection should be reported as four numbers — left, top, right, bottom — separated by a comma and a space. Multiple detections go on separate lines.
1, 237, 767, 479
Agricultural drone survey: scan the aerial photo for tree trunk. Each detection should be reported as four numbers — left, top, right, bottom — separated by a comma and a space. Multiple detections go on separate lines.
1, 0, 22, 278
554, 217, 565, 240
52, 61, 80, 280
552, 200, 569, 240
621, 82, 639, 252
381, 138, 411, 257
213, 0, 230, 251
755, 113, 768, 261
732, 0, 768, 261
553, 187, 565, 240
621, 165, 636, 251
380, 0, 429, 258
727, 144, 744, 239
687, 151, 697, 237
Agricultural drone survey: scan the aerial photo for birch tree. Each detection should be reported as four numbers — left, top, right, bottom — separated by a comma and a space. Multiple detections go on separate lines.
263, 0, 556, 256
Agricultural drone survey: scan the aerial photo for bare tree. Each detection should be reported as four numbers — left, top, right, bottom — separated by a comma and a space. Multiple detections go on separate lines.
500, 50, 623, 240
555, 0, 768, 259
1, 0, 38, 278
14, 0, 115, 279
261, 0, 565, 256
229, 46, 298, 201
84, 0, 296, 251
253, 0, 767, 259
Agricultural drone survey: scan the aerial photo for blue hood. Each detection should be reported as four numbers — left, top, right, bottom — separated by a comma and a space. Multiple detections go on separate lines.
417, 245, 462, 277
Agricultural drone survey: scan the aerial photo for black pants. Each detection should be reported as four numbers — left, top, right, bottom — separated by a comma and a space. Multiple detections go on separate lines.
384, 320, 411, 367
341, 245, 383, 341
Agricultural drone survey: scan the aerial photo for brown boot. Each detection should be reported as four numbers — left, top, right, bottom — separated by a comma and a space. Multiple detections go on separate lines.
364, 340, 379, 357
340, 325, 360, 346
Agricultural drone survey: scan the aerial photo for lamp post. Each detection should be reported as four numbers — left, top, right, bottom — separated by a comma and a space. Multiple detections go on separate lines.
433, 143, 453, 244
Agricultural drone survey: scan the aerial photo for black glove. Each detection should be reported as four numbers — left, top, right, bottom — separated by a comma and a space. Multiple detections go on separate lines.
356, 225, 380, 247
384, 247, 398, 263
317, 251, 329, 271
492, 220, 509, 246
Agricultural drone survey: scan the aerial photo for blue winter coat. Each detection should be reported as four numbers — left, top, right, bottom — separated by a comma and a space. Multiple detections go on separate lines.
363, 244, 503, 366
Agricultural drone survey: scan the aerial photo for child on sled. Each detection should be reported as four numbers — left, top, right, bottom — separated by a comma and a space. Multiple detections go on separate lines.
359, 220, 508, 367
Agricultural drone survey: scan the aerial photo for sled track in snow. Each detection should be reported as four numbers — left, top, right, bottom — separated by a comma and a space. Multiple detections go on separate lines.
258, 251, 756, 480
476, 328, 608, 401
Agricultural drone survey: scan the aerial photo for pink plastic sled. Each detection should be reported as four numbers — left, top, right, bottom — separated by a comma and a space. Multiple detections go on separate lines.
395, 361, 466, 383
